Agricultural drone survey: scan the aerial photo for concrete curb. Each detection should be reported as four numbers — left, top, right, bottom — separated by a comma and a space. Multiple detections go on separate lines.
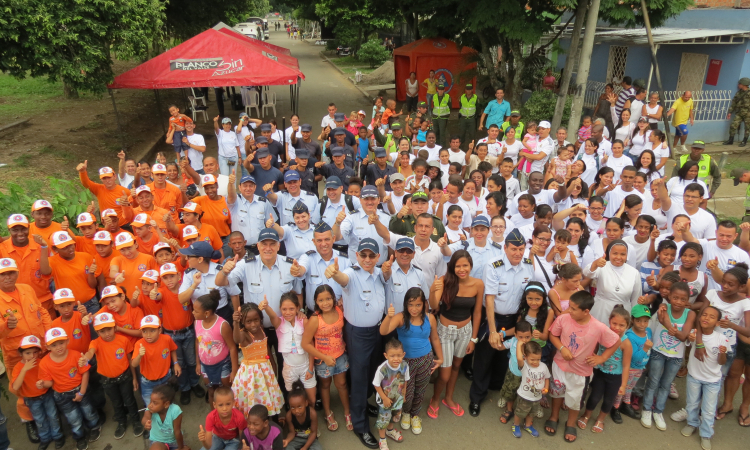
0, 118, 30, 134
318, 51, 373, 100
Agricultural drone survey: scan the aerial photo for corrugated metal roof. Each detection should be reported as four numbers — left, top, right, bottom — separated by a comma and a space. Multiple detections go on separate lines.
593, 28, 750, 45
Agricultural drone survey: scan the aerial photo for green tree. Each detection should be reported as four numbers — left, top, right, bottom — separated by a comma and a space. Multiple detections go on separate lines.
314, 0, 401, 52
358, 39, 391, 68
163, 0, 271, 40
0, 0, 165, 98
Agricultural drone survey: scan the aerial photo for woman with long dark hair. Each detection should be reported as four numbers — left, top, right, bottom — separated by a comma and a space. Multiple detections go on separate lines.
635, 149, 661, 189
528, 226, 555, 291
647, 129, 670, 176
428, 250, 483, 418
666, 160, 709, 208
590, 167, 616, 198
566, 217, 591, 261
614, 194, 644, 236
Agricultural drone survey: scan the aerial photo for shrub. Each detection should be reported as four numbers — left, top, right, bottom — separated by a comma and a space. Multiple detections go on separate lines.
520, 89, 572, 125
357, 39, 390, 68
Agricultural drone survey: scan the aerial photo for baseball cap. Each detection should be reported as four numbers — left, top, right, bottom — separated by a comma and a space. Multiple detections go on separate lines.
538, 121, 551, 129
51, 231, 74, 248
180, 202, 203, 214
374, 148, 387, 158
361, 185, 379, 198
418, 101, 427, 108
300, 124, 312, 132
358, 110, 366, 116
731, 168, 750, 186
182, 225, 199, 239
390, 122, 402, 130
259, 123, 272, 132
240, 175, 256, 185
255, 148, 270, 159
325, 177, 343, 189
114, 231, 136, 250
390, 173, 405, 183
357, 238, 379, 254
152, 242, 172, 255
201, 174, 217, 186
333, 127, 346, 136
239, 112, 249, 119
19, 335, 42, 350
31, 199, 53, 212
152, 164, 167, 174
437, 83, 446, 89
258, 228, 280, 242
295, 149, 310, 159
330, 146, 344, 157
101, 208, 118, 220
45, 328, 67, 345
98, 167, 115, 179
93, 313, 116, 331
284, 171, 301, 182
631, 304, 651, 319
472, 216, 490, 228
7, 214, 28, 228
140, 315, 161, 329
140, 270, 159, 283
510, 110, 521, 117
255, 136, 269, 145
0, 259, 18, 274
52, 288, 75, 305
411, 191, 428, 202
178, 241, 216, 258
465, 83, 474, 89
100, 285, 124, 301
160, 263, 179, 277
691, 140, 705, 149
76, 212, 95, 227
221, 117, 232, 124
334, 112, 346, 122
131, 213, 150, 228
135, 185, 152, 196
395, 237, 415, 252
93, 230, 112, 245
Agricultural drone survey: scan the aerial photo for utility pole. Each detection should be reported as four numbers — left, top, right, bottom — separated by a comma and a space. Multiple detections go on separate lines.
552, 1, 588, 132
566, 0, 601, 134
640, 0, 673, 149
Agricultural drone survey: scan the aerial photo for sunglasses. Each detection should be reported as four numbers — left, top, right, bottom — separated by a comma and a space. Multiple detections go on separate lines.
396, 248, 414, 254
359, 252, 379, 259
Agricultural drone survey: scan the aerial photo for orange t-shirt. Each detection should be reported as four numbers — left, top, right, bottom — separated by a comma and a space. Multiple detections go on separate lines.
0, 239, 53, 302
94, 249, 120, 285
12, 361, 48, 398
193, 196, 232, 237
79, 171, 131, 226
159, 286, 193, 331
98, 303, 144, 346
135, 334, 177, 381
51, 311, 91, 354
74, 235, 99, 257
177, 223, 223, 251
131, 206, 170, 236
48, 252, 100, 301
137, 290, 162, 319
29, 222, 63, 250
135, 232, 161, 257
38, 350, 90, 393
169, 114, 192, 131
89, 334, 134, 378
147, 182, 183, 223
110, 252, 158, 297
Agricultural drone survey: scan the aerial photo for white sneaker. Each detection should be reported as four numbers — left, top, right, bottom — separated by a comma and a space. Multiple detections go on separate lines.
497, 397, 506, 408
680, 144, 688, 154
669, 383, 679, 399
410, 415, 422, 435
654, 412, 667, 431
400, 412, 410, 430
671, 408, 688, 422
641, 410, 653, 428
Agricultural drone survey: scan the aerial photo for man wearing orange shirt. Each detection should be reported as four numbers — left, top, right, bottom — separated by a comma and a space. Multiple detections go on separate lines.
74, 212, 100, 257
29, 199, 66, 246
131, 214, 161, 256
0, 214, 54, 316
144, 163, 186, 223
0, 258, 53, 429
169, 203, 224, 254
109, 232, 158, 298
40, 231, 103, 317
193, 174, 232, 256
77, 161, 132, 227
92, 230, 119, 285
123, 185, 170, 234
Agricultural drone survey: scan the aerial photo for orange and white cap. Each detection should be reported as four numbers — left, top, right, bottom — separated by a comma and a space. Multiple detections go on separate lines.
140, 315, 161, 329
98, 167, 115, 179
114, 231, 135, 250
160, 263, 178, 276
135, 185, 151, 196
0, 259, 18, 274
93, 230, 112, 244
179, 202, 202, 214
52, 288, 75, 305
51, 231, 74, 248
101, 208, 118, 219
182, 225, 199, 239
152, 164, 167, 174
140, 270, 159, 283
20, 335, 42, 349
7, 214, 29, 228
201, 174, 217, 185
31, 199, 53, 212
45, 327, 68, 345
93, 312, 116, 331
131, 213, 150, 228
76, 212, 95, 226
100, 285, 123, 301
152, 242, 172, 255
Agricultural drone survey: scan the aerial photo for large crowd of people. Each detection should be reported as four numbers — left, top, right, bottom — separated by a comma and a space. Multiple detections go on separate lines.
2, 71, 750, 450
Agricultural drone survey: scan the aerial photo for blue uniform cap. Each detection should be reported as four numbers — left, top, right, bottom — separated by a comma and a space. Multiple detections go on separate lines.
505, 228, 525, 247
300, 124, 312, 132
471, 216, 490, 228
331, 146, 344, 157
325, 176, 342, 188
240, 175, 256, 184
255, 136, 269, 145
178, 241, 215, 258
292, 200, 309, 215
333, 112, 346, 122
259, 123, 272, 131
395, 238, 415, 252
373, 147, 387, 158
295, 149, 310, 159
333, 127, 346, 136
314, 222, 332, 233
357, 238, 379, 254
361, 185, 379, 198
258, 228, 280, 242
284, 170, 301, 182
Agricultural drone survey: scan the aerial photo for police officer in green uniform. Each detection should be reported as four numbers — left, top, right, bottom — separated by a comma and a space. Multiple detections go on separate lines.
671, 140, 722, 197
731, 168, 750, 224
724, 77, 750, 147
458, 83, 478, 151
373, 122, 408, 158
432, 83, 451, 147
388, 191, 445, 243
501, 110, 525, 139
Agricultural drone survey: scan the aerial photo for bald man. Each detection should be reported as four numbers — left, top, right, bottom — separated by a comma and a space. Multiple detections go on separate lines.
183, 156, 230, 197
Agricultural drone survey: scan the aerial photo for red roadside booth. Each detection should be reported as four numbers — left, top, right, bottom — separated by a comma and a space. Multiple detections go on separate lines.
394, 37, 477, 108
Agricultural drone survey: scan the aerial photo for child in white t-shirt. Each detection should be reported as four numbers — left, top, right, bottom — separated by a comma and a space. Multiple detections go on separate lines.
512, 340, 550, 438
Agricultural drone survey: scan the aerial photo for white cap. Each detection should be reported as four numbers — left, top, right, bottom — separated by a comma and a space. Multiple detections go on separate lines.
101, 208, 118, 219
140, 315, 161, 329
51, 231, 74, 248
160, 263, 178, 276
114, 232, 135, 250
0, 259, 18, 274
98, 167, 115, 178
31, 200, 53, 212
76, 212, 96, 226
53, 288, 75, 305
538, 120, 551, 129
201, 174, 217, 185
20, 335, 42, 349
182, 225, 199, 239
93, 313, 116, 330
93, 230, 112, 244
100, 285, 123, 301
7, 214, 29, 228
152, 242, 172, 255
135, 185, 152, 195
45, 327, 68, 345
131, 213, 149, 228
140, 270, 159, 283
152, 164, 167, 174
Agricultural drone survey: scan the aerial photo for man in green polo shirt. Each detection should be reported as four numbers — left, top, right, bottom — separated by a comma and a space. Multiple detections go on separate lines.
457, 83, 478, 151
501, 110, 525, 139
671, 140, 722, 197
389, 191, 445, 243
432, 83, 451, 147
373, 121, 409, 158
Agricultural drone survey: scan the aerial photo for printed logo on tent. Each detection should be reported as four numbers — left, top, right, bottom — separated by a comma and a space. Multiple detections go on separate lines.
169, 58, 245, 76
262, 51, 278, 62
433, 41, 447, 49
435, 69, 454, 93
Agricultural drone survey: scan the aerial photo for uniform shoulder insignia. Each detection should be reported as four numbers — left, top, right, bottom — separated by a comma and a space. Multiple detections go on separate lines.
306, 249, 317, 255
351, 265, 361, 270
523, 257, 532, 264
216, 264, 223, 271
412, 264, 422, 271
185, 267, 195, 274
257, 196, 267, 202
338, 250, 348, 258
284, 256, 295, 264
287, 222, 295, 226
461, 240, 469, 249
245, 253, 256, 262
491, 241, 503, 249
492, 259, 504, 268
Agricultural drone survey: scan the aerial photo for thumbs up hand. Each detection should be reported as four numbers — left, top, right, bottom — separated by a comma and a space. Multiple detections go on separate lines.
115, 272, 126, 284
198, 425, 207, 442
78, 354, 88, 368
431, 275, 443, 293
132, 287, 141, 303
233, 306, 242, 323
265, 214, 275, 229
706, 257, 719, 271
290, 259, 303, 277
262, 181, 276, 193
258, 295, 268, 311
61, 216, 69, 231
382, 254, 394, 273
81, 313, 92, 326
76, 301, 87, 316
593, 256, 607, 269
228, 168, 236, 186
388, 304, 395, 318
637, 295, 649, 305
335, 210, 346, 225
139, 345, 146, 357
368, 211, 379, 225
149, 288, 159, 301
438, 232, 448, 248
87, 260, 97, 275
324, 257, 339, 279
646, 270, 657, 288
222, 255, 239, 274
6, 310, 17, 329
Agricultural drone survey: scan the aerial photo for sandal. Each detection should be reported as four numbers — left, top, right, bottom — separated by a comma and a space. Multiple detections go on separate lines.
544, 419, 558, 436
524, 425, 540, 437
427, 403, 439, 419
385, 428, 403, 442
716, 408, 733, 420
325, 412, 338, 431
500, 410, 514, 424
577, 417, 589, 430
564, 426, 577, 443
738, 413, 750, 427
592, 420, 604, 433
442, 399, 464, 417
540, 395, 550, 409
345, 414, 353, 431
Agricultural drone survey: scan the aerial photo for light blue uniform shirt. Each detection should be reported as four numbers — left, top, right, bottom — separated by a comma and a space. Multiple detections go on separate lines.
386, 263, 427, 314
341, 265, 387, 327
339, 210, 391, 265
280, 225, 315, 260
227, 194, 277, 245
483, 99, 511, 128
179, 262, 241, 310
482, 253, 534, 315
297, 249, 351, 311
226, 254, 302, 327
274, 191, 318, 226
446, 238, 505, 279
311, 195, 362, 246
503, 336, 522, 376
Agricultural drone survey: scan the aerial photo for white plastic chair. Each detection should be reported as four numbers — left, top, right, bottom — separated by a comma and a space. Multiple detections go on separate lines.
243, 88, 260, 117
190, 87, 207, 107
262, 91, 277, 118
188, 96, 209, 122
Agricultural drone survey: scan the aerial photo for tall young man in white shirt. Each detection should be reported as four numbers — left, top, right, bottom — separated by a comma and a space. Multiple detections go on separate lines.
654, 177, 716, 240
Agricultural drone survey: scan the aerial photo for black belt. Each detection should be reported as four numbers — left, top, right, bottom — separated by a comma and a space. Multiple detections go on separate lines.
165, 326, 192, 335
101, 370, 131, 385
459, 115, 476, 119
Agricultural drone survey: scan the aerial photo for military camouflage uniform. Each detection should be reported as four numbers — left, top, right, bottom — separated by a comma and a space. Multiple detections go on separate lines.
728, 78, 750, 143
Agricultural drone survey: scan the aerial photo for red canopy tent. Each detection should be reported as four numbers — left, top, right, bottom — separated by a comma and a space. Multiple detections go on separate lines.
393, 37, 477, 108
213, 22, 292, 58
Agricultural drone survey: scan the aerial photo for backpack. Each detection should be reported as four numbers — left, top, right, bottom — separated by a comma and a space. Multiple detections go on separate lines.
319, 194, 357, 217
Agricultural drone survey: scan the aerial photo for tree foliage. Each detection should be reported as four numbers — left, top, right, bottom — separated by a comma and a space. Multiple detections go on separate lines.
163, 0, 270, 41
314, 0, 400, 51
358, 39, 391, 68
522, 89, 572, 124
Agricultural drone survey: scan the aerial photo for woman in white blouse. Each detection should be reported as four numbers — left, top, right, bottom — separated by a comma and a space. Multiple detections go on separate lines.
528, 226, 555, 292
646, 129, 670, 176
666, 160, 710, 208
628, 117, 651, 163
501, 126, 524, 166
583, 240, 642, 324
612, 109, 636, 149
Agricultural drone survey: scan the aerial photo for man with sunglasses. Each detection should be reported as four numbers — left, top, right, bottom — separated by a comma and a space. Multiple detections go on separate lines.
333, 185, 390, 266
382, 237, 427, 316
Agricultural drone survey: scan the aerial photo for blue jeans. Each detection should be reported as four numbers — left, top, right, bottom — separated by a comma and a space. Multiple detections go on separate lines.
643, 351, 683, 413
201, 436, 241, 450
53, 388, 100, 440
0, 404, 8, 450
686, 374, 721, 438
26, 391, 64, 443
83, 296, 100, 336
165, 328, 200, 392
140, 369, 172, 406
172, 131, 190, 154
218, 155, 238, 177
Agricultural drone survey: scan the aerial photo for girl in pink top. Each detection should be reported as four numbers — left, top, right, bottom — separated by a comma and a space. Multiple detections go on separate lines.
548, 264, 583, 316
194, 290, 238, 405
302, 285, 352, 431
518, 121, 539, 174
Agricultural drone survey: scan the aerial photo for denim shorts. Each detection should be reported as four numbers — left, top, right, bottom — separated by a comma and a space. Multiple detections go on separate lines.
150, 441, 178, 450
201, 356, 232, 386
314, 353, 350, 378
675, 124, 689, 136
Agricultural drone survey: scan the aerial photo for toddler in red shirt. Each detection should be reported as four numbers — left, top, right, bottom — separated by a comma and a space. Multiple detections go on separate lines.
197, 387, 247, 450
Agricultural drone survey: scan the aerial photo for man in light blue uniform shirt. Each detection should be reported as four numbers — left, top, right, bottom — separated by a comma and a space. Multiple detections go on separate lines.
385, 237, 427, 314
178, 242, 241, 324
440, 215, 504, 279
266, 170, 318, 226
271, 201, 316, 260
226, 173, 277, 253
468, 229, 533, 417
334, 185, 390, 266
329, 238, 393, 448
293, 222, 351, 312
311, 176, 361, 253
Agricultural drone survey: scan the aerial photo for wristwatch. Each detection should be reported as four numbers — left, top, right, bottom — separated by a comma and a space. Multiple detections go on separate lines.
470, 337, 478, 344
